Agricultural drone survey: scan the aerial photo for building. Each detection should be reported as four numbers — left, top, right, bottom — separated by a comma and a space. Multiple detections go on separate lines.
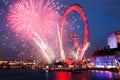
92, 48, 120, 68
91, 31, 120, 69
108, 31, 120, 49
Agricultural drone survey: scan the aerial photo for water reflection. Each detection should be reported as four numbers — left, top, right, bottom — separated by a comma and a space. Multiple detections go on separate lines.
105, 71, 112, 79
54, 72, 72, 80
91, 70, 120, 80
72, 71, 87, 80
0, 69, 120, 80
52, 70, 120, 80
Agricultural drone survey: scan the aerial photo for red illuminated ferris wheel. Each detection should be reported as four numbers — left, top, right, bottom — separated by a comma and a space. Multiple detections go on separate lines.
59, 4, 89, 64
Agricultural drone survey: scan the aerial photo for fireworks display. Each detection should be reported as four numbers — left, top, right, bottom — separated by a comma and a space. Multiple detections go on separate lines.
7, 0, 59, 39
1, 0, 89, 64
6, 0, 59, 63
0, 0, 120, 66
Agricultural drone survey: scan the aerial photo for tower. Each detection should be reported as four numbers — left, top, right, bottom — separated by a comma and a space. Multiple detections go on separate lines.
108, 31, 120, 49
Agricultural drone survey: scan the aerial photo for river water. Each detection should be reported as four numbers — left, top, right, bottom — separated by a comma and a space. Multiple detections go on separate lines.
0, 69, 120, 80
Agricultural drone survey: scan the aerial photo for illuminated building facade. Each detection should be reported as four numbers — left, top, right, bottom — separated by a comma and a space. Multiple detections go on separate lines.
92, 31, 120, 68
92, 49, 119, 68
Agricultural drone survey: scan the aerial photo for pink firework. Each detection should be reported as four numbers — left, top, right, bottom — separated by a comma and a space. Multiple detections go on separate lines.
7, 0, 59, 39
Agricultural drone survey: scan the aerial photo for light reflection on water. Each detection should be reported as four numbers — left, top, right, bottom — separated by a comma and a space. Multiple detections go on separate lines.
90, 70, 120, 80
54, 72, 72, 80
0, 69, 120, 80
51, 70, 120, 80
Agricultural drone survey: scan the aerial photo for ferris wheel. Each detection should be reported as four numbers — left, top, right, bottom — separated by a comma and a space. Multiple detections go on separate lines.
59, 4, 89, 64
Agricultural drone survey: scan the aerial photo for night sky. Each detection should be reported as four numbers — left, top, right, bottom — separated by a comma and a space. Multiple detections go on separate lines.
0, 0, 120, 60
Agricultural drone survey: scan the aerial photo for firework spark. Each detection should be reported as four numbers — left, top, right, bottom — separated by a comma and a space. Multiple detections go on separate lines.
76, 42, 89, 63
7, 0, 59, 63
57, 24, 73, 64
7, 0, 59, 39
33, 31, 55, 63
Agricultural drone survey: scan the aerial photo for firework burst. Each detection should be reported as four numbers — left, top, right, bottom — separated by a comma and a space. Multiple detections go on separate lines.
7, 0, 59, 39
7, 0, 60, 63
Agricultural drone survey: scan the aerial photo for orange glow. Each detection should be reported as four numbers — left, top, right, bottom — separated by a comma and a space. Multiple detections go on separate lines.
117, 35, 120, 43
